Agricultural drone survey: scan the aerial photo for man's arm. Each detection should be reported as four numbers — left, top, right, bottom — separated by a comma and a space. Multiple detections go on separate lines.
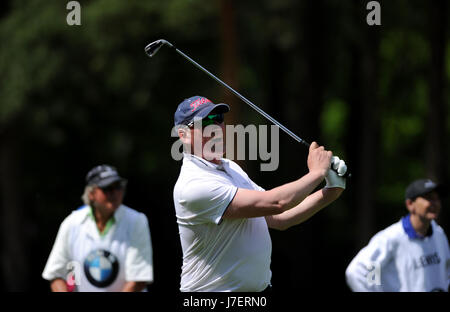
265, 187, 343, 230
223, 142, 331, 219
345, 234, 394, 292
50, 278, 68, 292
121, 281, 147, 292
223, 170, 327, 219
124, 213, 154, 290
43, 216, 72, 291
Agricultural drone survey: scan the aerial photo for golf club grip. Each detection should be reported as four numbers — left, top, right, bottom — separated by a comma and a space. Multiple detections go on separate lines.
289, 139, 351, 178
336, 168, 351, 179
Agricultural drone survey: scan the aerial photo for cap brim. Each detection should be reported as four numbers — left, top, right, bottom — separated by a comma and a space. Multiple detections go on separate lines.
210, 103, 230, 114
194, 103, 230, 120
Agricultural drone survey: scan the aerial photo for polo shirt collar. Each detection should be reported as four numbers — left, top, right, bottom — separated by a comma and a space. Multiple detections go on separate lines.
183, 153, 227, 171
401, 214, 433, 239
80, 204, 125, 224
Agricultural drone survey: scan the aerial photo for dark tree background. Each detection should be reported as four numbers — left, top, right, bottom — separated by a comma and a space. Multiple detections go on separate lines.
0, 0, 448, 294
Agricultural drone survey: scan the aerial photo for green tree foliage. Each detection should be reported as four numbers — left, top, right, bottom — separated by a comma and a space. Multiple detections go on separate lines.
0, 0, 448, 292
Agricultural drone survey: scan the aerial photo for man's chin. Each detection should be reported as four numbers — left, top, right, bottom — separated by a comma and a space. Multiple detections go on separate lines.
422, 210, 439, 221
203, 151, 224, 161
108, 202, 121, 212
427, 212, 439, 220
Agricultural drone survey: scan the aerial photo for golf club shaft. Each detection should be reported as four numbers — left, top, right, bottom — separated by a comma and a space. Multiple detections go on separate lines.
146, 40, 308, 146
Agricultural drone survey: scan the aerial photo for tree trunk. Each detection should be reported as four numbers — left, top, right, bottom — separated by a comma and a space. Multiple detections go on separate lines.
426, 0, 447, 228
347, 8, 380, 248
219, 0, 242, 165
0, 0, 10, 18
273, 0, 327, 289
0, 129, 30, 291
358, 35, 379, 246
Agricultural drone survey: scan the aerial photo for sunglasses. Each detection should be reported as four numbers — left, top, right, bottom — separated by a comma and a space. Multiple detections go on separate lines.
100, 181, 127, 193
188, 114, 224, 128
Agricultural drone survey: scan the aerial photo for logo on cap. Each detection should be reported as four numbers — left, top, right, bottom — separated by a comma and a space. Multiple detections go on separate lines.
99, 170, 118, 179
174, 95, 230, 126
424, 180, 436, 189
190, 97, 212, 112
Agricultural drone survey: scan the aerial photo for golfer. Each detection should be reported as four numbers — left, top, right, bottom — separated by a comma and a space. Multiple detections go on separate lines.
172, 95, 347, 292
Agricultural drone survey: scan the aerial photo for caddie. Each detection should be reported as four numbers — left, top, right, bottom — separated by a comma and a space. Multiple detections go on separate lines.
42, 165, 154, 291
346, 178, 449, 292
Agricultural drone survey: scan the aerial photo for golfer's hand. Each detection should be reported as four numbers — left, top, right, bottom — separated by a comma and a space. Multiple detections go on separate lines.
325, 156, 346, 189
307, 142, 332, 177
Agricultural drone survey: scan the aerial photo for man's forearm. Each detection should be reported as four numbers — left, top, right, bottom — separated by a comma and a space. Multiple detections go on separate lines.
121, 281, 147, 292
224, 170, 327, 219
267, 169, 327, 212
50, 278, 69, 292
266, 187, 343, 230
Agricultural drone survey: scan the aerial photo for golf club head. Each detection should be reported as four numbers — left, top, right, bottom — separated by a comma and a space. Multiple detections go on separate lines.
144, 39, 173, 57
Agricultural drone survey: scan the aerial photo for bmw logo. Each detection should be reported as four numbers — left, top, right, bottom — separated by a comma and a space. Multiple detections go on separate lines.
84, 249, 119, 288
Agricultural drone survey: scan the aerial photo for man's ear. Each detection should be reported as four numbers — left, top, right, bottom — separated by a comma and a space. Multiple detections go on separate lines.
178, 127, 191, 144
88, 188, 96, 201
405, 199, 414, 214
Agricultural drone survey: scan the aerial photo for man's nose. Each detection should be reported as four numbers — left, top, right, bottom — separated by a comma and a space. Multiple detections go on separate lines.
108, 189, 121, 197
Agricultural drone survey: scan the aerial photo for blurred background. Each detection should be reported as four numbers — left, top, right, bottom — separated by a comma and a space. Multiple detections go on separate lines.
0, 0, 448, 292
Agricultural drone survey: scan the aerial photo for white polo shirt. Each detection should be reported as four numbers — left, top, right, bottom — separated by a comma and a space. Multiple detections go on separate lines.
345, 215, 450, 292
42, 205, 154, 291
173, 153, 272, 292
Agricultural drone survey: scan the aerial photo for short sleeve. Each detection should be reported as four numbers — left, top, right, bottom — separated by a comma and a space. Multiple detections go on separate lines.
249, 179, 265, 192
227, 159, 265, 192
177, 178, 238, 225
345, 232, 395, 292
125, 213, 154, 283
438, 226, 450, 288
42, 216, 72, 281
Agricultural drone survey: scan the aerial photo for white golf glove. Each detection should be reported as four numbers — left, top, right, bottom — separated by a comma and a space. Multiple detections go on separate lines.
325, 156, 347, 189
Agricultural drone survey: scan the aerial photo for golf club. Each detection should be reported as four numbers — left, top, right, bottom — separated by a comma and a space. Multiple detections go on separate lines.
145, 39, 351, 178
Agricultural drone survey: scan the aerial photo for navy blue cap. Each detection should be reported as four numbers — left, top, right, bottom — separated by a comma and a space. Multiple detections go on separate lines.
405, 179, 442, 200
86, 165, 127, 188
174, 96, 230, 126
